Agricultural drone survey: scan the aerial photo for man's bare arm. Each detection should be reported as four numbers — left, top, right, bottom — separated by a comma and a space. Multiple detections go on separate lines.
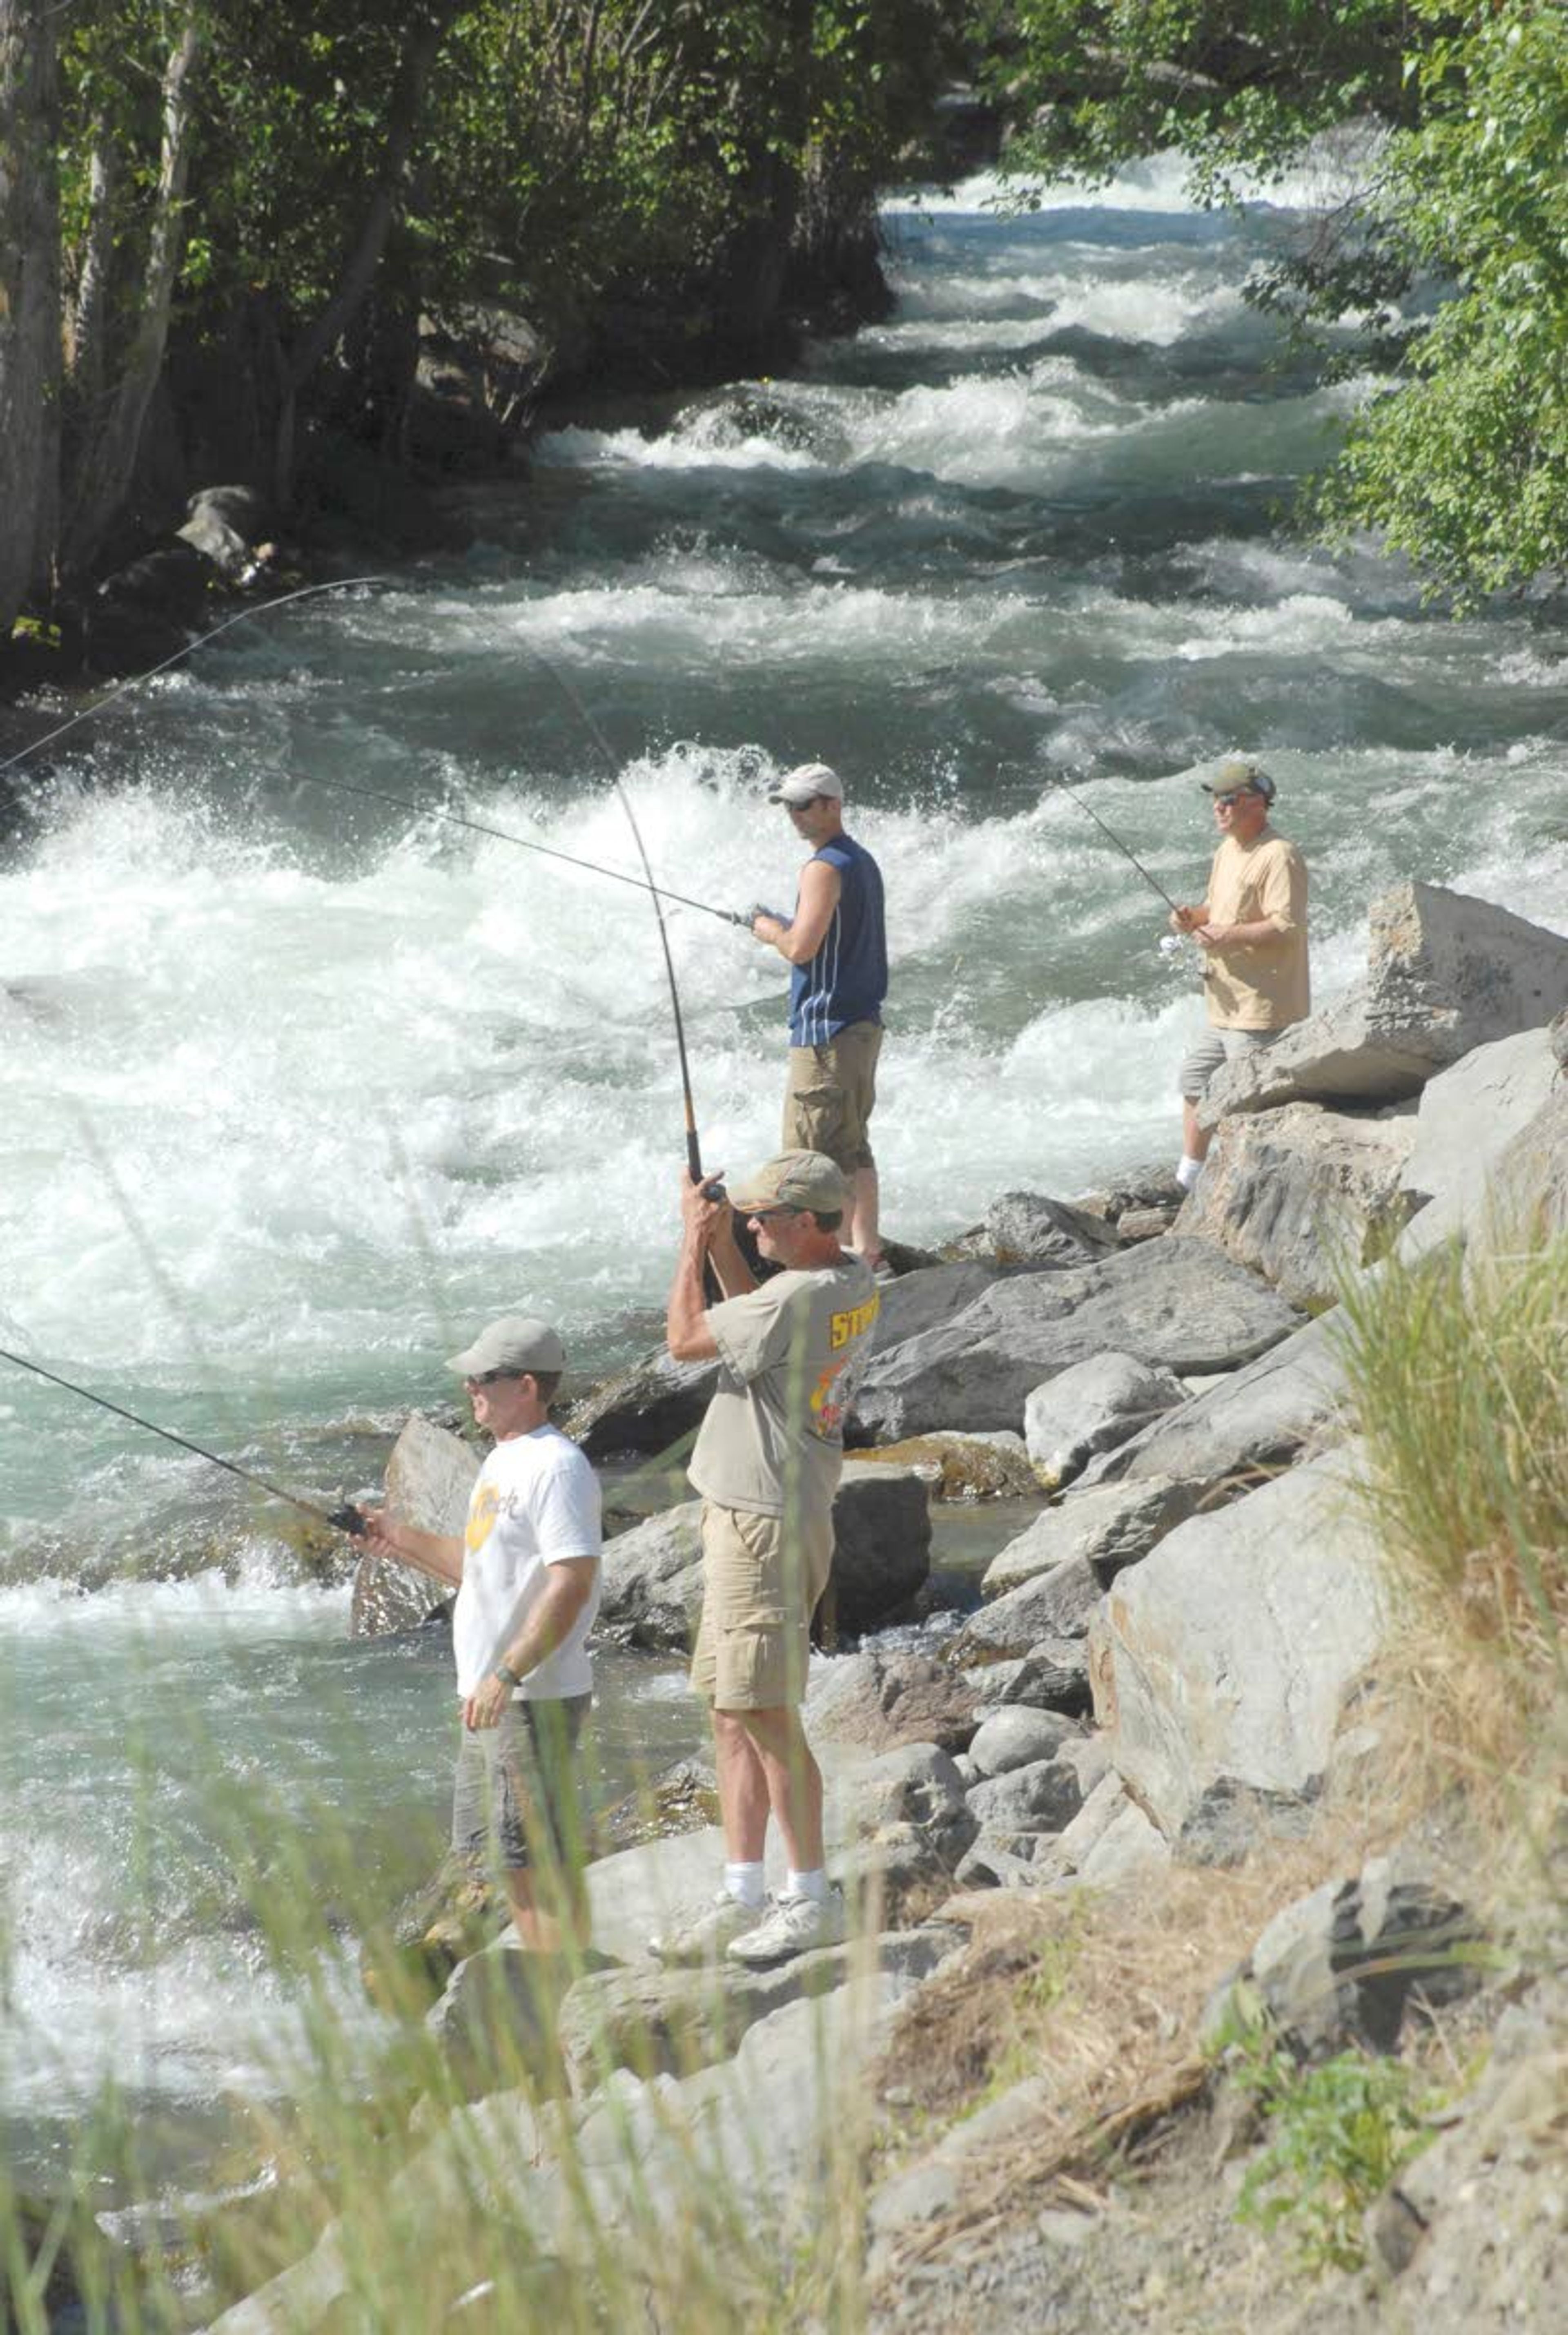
752, 858, 841, 964
358, 1511, 465, 1588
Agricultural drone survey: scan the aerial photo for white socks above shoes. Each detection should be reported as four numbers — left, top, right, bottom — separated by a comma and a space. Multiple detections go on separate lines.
724, 1862, 766, 1909
1175, 1155, 1203, 1193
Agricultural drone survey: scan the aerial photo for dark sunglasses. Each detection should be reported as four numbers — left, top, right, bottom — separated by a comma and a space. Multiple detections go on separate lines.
748, 1204, 802, 1222
1212, 788, 1260, 810
464, 1367, 521, 1387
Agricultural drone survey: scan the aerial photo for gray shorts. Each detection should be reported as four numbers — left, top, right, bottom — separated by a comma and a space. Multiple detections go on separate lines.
1178, 1025, 1283, 1102
451, 1695, 590, 1874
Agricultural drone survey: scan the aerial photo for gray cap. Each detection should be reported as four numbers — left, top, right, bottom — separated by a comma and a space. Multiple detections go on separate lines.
445, 1315, 566, 1377
1201, 754, 1276, 802
767, 762, 844, 807
727, 1150, 849, 1216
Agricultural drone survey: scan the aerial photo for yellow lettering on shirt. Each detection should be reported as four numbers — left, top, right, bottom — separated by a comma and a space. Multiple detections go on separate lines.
829, 1291, 881, 1350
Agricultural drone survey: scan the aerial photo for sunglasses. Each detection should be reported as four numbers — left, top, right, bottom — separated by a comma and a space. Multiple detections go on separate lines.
748, 1204, 802, 1222
464, 1368, 521, 1387
1212, 789, 1260, 810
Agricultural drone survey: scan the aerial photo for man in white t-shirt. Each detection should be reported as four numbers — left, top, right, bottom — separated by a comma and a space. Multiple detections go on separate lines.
361, 1315, 602, 1953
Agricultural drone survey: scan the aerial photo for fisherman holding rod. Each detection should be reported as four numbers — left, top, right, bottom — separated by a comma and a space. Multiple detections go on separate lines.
1169, 756, 1310, 1192
357, 1316, 603, 1959
749, 764, 889, 1276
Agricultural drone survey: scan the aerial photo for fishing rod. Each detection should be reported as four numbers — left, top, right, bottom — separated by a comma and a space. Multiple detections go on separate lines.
523, 645, 719, 1191
1043, 767, 1185, 919
0, 577, 394, 778
0, 1344, 365, 1537
288, 768, 747, 927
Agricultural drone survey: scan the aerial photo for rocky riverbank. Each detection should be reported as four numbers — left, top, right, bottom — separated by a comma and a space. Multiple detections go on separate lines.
106, 880, 1568, 2331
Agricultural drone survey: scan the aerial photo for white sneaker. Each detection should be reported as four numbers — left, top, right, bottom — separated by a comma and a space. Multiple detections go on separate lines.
648, 1889, 767, 1965
726, 1887, 846, 1967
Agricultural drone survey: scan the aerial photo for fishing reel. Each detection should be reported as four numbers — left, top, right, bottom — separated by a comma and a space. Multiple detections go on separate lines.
328, 1501, 369, 1538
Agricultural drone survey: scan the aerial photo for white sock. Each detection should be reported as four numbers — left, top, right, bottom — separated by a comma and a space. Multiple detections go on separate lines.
724, 1861, 765, 1908
786, 1868, 830, 1904
1175, 1155, 1204, 1193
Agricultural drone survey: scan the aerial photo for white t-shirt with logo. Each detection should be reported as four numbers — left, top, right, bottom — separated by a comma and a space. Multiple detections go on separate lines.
451, 1425, 602, 1700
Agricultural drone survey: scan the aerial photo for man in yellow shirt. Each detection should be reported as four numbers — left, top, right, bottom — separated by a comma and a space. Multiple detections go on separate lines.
1170, 756, 1309, 1193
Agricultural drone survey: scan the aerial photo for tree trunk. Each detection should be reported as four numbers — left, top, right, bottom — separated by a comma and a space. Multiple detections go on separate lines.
284, 2, 463, 394
60, 10, 202, 580
68, 125, 120, 410
0, 0, 61, 632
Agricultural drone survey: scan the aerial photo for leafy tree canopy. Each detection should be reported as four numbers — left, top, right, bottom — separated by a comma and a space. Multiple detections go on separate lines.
976, 0, 1568, 606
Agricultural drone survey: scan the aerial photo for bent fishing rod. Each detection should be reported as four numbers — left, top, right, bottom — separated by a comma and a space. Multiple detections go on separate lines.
0, 1344, 365, 1537
521, 641, 721, 1191
2, 580, 747, 930
1042, 767, 1184, 919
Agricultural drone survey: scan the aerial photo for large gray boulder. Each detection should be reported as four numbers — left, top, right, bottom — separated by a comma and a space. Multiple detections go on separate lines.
1198, 881, 1568, 1125
596, 1503, 705, 1650
1398, 1022, 1564, 1259
1089, 1443, 1387, 1838
1175, 1099, 1418, 1308
565, 1348, 718, 1461
866, 1260, 1005, 1354
827, 1463, 931, 1634
350, 1413, 474, 1637
949, 1553, 1103, 1664
854, 1240, 1299, 1442
947, 1189, 1122, 1268
806, 1647, 980, 1755
1022, 1351, 1187, 1486
981, 1476, 1200, 1596
597, 1465, 931, 1652
1076, 1310, 1348, 1499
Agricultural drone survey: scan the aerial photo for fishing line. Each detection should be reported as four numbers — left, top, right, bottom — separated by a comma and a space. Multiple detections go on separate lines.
0, 578, 394, 778
2, 576, 747, 925
0, 1344, 363, 1536
285, 768, 747, 926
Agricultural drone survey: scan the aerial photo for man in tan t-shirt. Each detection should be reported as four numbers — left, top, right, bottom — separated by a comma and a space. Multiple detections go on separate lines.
657, 1150, 878, 1969
1170, 756, 1309, 1192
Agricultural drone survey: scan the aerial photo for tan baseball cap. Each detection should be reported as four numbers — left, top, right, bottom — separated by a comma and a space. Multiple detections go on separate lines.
445, 1315, 566, 1376
727, 1151, 849, 1215
1201, 754, 1276, 801
767, 762, 844, 806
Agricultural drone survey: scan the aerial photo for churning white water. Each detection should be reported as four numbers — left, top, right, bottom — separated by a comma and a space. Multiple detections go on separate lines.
2, 153, 1566, 2181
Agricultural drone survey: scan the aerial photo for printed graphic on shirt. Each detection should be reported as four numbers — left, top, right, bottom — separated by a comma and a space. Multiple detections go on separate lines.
810, 1287, 880, 1438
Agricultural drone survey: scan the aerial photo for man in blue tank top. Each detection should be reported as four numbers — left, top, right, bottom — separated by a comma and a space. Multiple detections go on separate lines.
750, 764, 889, 1271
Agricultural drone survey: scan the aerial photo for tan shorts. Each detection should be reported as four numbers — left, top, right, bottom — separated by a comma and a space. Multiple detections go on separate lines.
782, 1020, 882, 1174
690, 1500, 835, 1711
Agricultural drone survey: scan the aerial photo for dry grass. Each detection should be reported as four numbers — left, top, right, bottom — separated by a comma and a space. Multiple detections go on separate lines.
868, 1810, 1410, 2280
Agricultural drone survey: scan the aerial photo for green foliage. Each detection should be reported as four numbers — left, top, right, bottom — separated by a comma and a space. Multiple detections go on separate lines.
1313, 3, 1568, 603
1232, 2035, 1439, 2272
973, 0, 1423, 199
978, 0, 1568, 603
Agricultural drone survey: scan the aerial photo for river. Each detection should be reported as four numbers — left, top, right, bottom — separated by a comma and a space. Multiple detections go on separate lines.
2, 153, 1566, 2199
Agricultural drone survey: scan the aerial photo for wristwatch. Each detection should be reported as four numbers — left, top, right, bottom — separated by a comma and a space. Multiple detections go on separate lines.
492, 1662, 523, 1689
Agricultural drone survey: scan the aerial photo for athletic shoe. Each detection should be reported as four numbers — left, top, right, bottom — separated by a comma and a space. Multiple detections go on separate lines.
648, 1889, 767, 1965
726, 1886, 846, 1967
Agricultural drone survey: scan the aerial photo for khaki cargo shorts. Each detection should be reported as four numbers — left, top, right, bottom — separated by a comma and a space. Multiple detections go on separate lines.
690, 1501, 835, 1711
782, 1019, 882, 1173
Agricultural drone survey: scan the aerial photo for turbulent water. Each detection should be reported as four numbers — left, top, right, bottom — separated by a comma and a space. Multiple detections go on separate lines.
3, 153, 1566, 2190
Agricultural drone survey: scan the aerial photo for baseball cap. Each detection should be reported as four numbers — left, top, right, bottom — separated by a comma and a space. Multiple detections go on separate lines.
1201, 754, 1276, 803
766, 762, 844, 807
445, 1315, 566, 1376
727, 1151, 849, 1215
